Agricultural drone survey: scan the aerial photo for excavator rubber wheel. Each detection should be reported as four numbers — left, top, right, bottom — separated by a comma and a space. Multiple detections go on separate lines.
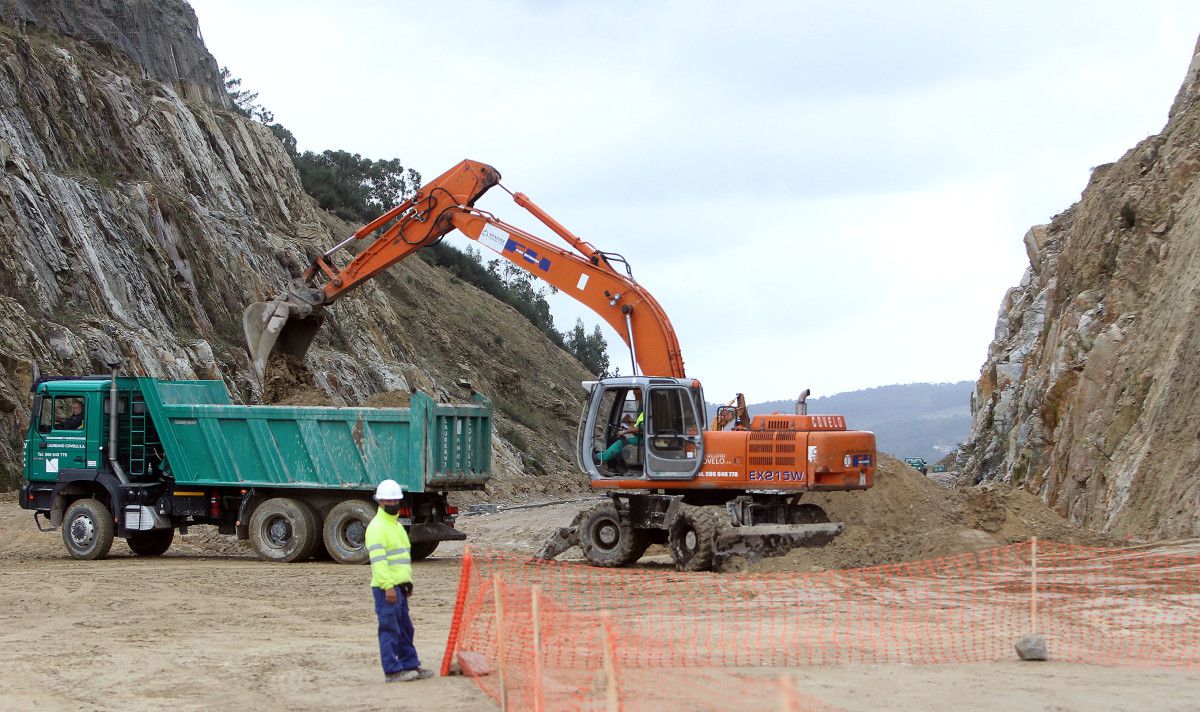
668, 505, 730, 572
579, 503, 647, 568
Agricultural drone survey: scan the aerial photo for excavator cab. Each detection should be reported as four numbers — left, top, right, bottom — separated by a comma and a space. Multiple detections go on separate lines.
579, 376, 705, 481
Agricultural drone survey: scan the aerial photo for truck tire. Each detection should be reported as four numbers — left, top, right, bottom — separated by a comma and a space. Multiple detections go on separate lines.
322, 499, 375, 564
126, 529, 175, 556
249, 497, 320, 563
411, 540, 439, 561
62, 498, 115, 560
579, 503, 646, 567
668, 505, 729, 572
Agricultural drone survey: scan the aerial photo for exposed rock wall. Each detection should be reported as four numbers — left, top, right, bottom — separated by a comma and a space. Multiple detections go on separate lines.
1, 0, 228, 107
961, 37, 1200, 538
0, 12, 590, 494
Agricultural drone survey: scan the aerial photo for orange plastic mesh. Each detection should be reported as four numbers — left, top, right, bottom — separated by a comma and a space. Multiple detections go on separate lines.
443, 541, 1200, 710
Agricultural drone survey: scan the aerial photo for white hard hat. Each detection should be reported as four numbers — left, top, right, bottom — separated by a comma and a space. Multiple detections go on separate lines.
374, 479, 404, 501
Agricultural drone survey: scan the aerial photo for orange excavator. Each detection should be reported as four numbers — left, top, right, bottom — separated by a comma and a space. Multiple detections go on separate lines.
244, 159, 876, 571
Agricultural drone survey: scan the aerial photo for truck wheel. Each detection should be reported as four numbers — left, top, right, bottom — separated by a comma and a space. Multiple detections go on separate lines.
579, 503, 646, 567
411, 540, 439, 561
668, 505, 728, 572
126, 529, 174, 556
62, 498, 115, 560
249, 497, 320, 563
322, 499, 375, 564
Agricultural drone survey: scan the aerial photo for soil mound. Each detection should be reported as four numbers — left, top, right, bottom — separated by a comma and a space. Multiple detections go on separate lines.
261, 353, 332, 406
361, 390, 413, 408
730, 454, 1112, 572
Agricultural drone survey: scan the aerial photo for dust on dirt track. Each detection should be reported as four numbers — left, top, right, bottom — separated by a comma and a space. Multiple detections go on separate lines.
3, 480, 1195, 712
0, 493, 491, 712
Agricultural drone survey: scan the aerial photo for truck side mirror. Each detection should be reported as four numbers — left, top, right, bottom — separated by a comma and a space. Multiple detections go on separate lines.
32, 395, 47, 434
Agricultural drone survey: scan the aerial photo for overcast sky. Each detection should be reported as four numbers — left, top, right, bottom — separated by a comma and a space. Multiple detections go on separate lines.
189, 0, 1200, 401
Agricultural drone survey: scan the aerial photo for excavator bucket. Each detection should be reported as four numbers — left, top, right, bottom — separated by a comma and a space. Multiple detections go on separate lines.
243, 281, 327, 379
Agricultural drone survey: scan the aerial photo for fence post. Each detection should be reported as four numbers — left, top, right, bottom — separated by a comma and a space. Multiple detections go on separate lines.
440, 545, 474, 676
777, 675, 795, 712
601, 610, 619, 712
532, 585, 544, 712
1030, 536, 1038, 633
494, 575, 508, 712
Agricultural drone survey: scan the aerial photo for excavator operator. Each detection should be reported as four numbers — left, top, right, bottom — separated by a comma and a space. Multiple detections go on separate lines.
596, 390, 643, 465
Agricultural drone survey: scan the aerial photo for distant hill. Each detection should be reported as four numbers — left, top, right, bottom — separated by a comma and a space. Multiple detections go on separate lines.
708, 382, 974, 462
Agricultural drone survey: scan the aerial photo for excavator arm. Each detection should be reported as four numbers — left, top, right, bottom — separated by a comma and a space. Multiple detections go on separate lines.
244, 159, 685, 379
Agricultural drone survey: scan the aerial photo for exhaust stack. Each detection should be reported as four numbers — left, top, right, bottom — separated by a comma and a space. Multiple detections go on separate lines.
795, 389, 810, 416
108, 366, 129, 485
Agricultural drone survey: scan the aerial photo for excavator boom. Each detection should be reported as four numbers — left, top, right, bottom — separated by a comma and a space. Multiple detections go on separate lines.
244, 160, 499, 377
244, 159, 684, 379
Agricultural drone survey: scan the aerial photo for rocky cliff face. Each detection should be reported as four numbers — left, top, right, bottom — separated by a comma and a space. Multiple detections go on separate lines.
0, 6, 591, 494
2, 0, 227, 107
961, 37, 1200, 538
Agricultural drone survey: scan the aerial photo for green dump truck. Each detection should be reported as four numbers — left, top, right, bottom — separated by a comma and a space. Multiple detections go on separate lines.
18, 375, 492, 563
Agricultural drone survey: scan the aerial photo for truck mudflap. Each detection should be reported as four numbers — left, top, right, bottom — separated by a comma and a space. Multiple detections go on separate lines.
711, 522, 845, 570
407, 521, 467, 544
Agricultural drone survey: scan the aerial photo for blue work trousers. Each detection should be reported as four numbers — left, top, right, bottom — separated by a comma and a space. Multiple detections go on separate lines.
372, 586, 421, 674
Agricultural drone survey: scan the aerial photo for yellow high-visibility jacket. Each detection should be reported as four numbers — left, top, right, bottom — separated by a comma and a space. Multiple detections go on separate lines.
365, 508, 413, 589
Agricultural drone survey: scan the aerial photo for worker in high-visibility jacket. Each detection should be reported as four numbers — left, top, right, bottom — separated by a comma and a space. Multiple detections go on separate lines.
366, 479, 433, 683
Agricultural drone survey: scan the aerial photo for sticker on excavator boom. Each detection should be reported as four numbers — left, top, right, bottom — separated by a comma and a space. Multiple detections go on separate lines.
479, 225, 508, 253
504, 238, 551, 271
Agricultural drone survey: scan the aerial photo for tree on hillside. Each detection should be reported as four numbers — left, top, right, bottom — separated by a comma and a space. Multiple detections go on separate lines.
221, 67, 274, 124
292, 150, 421, 223
565, 318, 612, 377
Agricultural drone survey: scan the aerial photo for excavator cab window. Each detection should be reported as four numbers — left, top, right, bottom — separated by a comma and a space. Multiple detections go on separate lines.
587, 386, 645, 477
646, 387, 698, 462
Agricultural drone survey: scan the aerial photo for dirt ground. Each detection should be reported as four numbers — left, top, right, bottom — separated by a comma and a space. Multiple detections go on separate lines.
2, 486, 1198, 711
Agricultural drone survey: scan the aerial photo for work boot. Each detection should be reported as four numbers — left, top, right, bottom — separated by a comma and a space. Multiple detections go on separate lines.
391, 668, 434, 682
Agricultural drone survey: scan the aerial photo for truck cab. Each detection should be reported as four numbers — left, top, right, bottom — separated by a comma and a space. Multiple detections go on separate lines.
22, 376, 175, 559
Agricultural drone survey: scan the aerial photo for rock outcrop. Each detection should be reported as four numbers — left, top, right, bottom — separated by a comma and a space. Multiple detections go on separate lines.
2, 0, 228, 107
961, 36, 1200, 538
0, 6, 590, 493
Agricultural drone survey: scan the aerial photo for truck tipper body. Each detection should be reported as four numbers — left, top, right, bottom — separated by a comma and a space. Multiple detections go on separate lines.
19, 375, 492, 563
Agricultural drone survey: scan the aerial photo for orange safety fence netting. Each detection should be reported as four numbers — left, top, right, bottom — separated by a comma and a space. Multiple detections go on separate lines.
441, 541, 1200, 711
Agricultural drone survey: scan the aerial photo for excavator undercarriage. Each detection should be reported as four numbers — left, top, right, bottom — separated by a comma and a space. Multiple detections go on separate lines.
536, 492, 845, 572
